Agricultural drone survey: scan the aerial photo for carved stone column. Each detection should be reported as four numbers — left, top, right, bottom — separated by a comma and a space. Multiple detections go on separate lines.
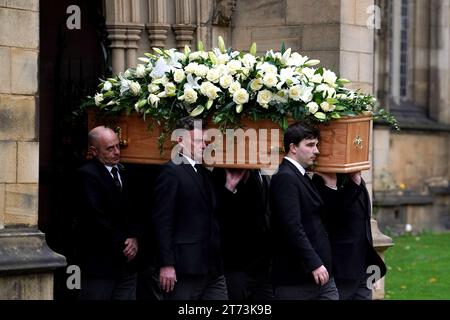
146, 0, 170, 49
106, 23, 127, 74
173, 0, 196, 51
173, 25, 197, 51
125, 23, 144, 69
105, 0, 144, 73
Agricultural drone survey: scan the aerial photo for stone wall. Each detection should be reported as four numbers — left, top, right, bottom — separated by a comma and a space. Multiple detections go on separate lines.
0, 0, 39, 228
0, 0, 66, 300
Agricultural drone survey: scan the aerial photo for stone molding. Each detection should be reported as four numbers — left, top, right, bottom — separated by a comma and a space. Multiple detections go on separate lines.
0, 228, 66, 275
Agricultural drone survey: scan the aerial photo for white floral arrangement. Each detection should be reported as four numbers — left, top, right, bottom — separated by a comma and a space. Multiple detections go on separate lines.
84, 37, 397, 138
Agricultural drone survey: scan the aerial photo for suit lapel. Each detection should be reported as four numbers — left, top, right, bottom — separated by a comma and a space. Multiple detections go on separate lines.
180, 163, 211, 205
282, 159, 323, 204
94, 160, 120, 192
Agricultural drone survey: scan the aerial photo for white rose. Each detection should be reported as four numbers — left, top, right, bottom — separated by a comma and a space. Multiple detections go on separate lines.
257, 62, 278, 75
228, 81, 241, 94
129, 81, 141, 96
173, 69, 186, 83
148, 83, 160, 93
233, 88, 249, 105
219, 75, 233, 89
164, 82, 177, 96
250, 78, 264, 91
323, 69, 337, 85
102, 81, 112, 91
227, 59, 242, 75
257, 89, 272, 108
188, 51, 202, 61
320, 101, 335, 112
180, 88, 198, 104
288, 85, 301, 101
217, 53, 231, 65
94, 93, 104, 106
147, 94, 160, 107
263, 73, 278, 88
241, 53, 256, 68
206, 68, 221, 83
184, 62, 198, 74
205, 85, 220, 100
306, 102, 319, 114
195, 64, 209, 77
136, 64, 146, 78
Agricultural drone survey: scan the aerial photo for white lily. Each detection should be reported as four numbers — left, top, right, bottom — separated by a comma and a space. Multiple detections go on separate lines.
150, 57, 170, 79
184, 73, 201, 90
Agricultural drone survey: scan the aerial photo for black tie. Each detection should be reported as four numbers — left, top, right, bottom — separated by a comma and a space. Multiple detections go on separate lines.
111, 167, 122, 191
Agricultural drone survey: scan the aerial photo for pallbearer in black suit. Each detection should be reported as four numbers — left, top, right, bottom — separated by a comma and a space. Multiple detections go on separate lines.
313, 171, 387, 300
270, 122, 339, 300
212, 168, 273, 300
152, 117, 228, 300
76, 126, 139, 300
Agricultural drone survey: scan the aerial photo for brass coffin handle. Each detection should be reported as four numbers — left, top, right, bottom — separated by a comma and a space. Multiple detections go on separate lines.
115, 126, 129, 148
353, 135, 363, 149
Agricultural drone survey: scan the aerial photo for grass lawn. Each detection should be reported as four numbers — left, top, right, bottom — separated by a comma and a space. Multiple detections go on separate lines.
384, 232, 450, 300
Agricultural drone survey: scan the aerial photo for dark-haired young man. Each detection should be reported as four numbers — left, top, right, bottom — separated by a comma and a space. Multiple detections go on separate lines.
270, 122, 339, 300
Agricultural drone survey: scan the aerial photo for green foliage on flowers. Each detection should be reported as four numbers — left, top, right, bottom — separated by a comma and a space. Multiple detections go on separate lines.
81, 37, 399, 133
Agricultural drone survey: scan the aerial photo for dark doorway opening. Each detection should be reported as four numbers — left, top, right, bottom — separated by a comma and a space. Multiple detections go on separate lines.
39, 0, 109, 299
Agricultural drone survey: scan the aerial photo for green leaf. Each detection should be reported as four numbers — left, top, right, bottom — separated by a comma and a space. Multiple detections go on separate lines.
326, 98, 338, 105
103, 91, 115, 98
314, 112, 326, 120
280, 42, 286, 54
330, 112, 341, 119
190, 105, 205, 117
206, 99, 214, 110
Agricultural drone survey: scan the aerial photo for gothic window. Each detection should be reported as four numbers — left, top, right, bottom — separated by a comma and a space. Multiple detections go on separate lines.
387, 0, 410, 103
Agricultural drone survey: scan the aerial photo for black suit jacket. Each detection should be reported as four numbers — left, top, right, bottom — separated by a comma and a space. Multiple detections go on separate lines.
313, 175, 387, 280
212, 169, 272, 272
76, 159, 139, 277
151, 160, 222, 276
270, 159, 336, 285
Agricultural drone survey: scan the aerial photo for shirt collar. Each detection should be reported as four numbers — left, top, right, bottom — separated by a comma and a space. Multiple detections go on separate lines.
104, 165, 119, 173
284, 156, 306, 176
182, 154, 198, 170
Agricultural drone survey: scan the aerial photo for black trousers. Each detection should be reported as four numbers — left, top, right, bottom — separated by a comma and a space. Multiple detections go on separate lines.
78, 270, 137, 300
164, 274, 228, 300
335, 277, 372, 300
225, 270, 273, 300
274, 277, 339, 300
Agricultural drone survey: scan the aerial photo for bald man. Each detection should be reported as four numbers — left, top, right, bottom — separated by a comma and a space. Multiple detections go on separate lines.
76, 126, 139, 300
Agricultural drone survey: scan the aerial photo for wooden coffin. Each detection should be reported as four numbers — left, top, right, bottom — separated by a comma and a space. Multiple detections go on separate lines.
88, 112, 371, 172
315, 116, 371, 173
